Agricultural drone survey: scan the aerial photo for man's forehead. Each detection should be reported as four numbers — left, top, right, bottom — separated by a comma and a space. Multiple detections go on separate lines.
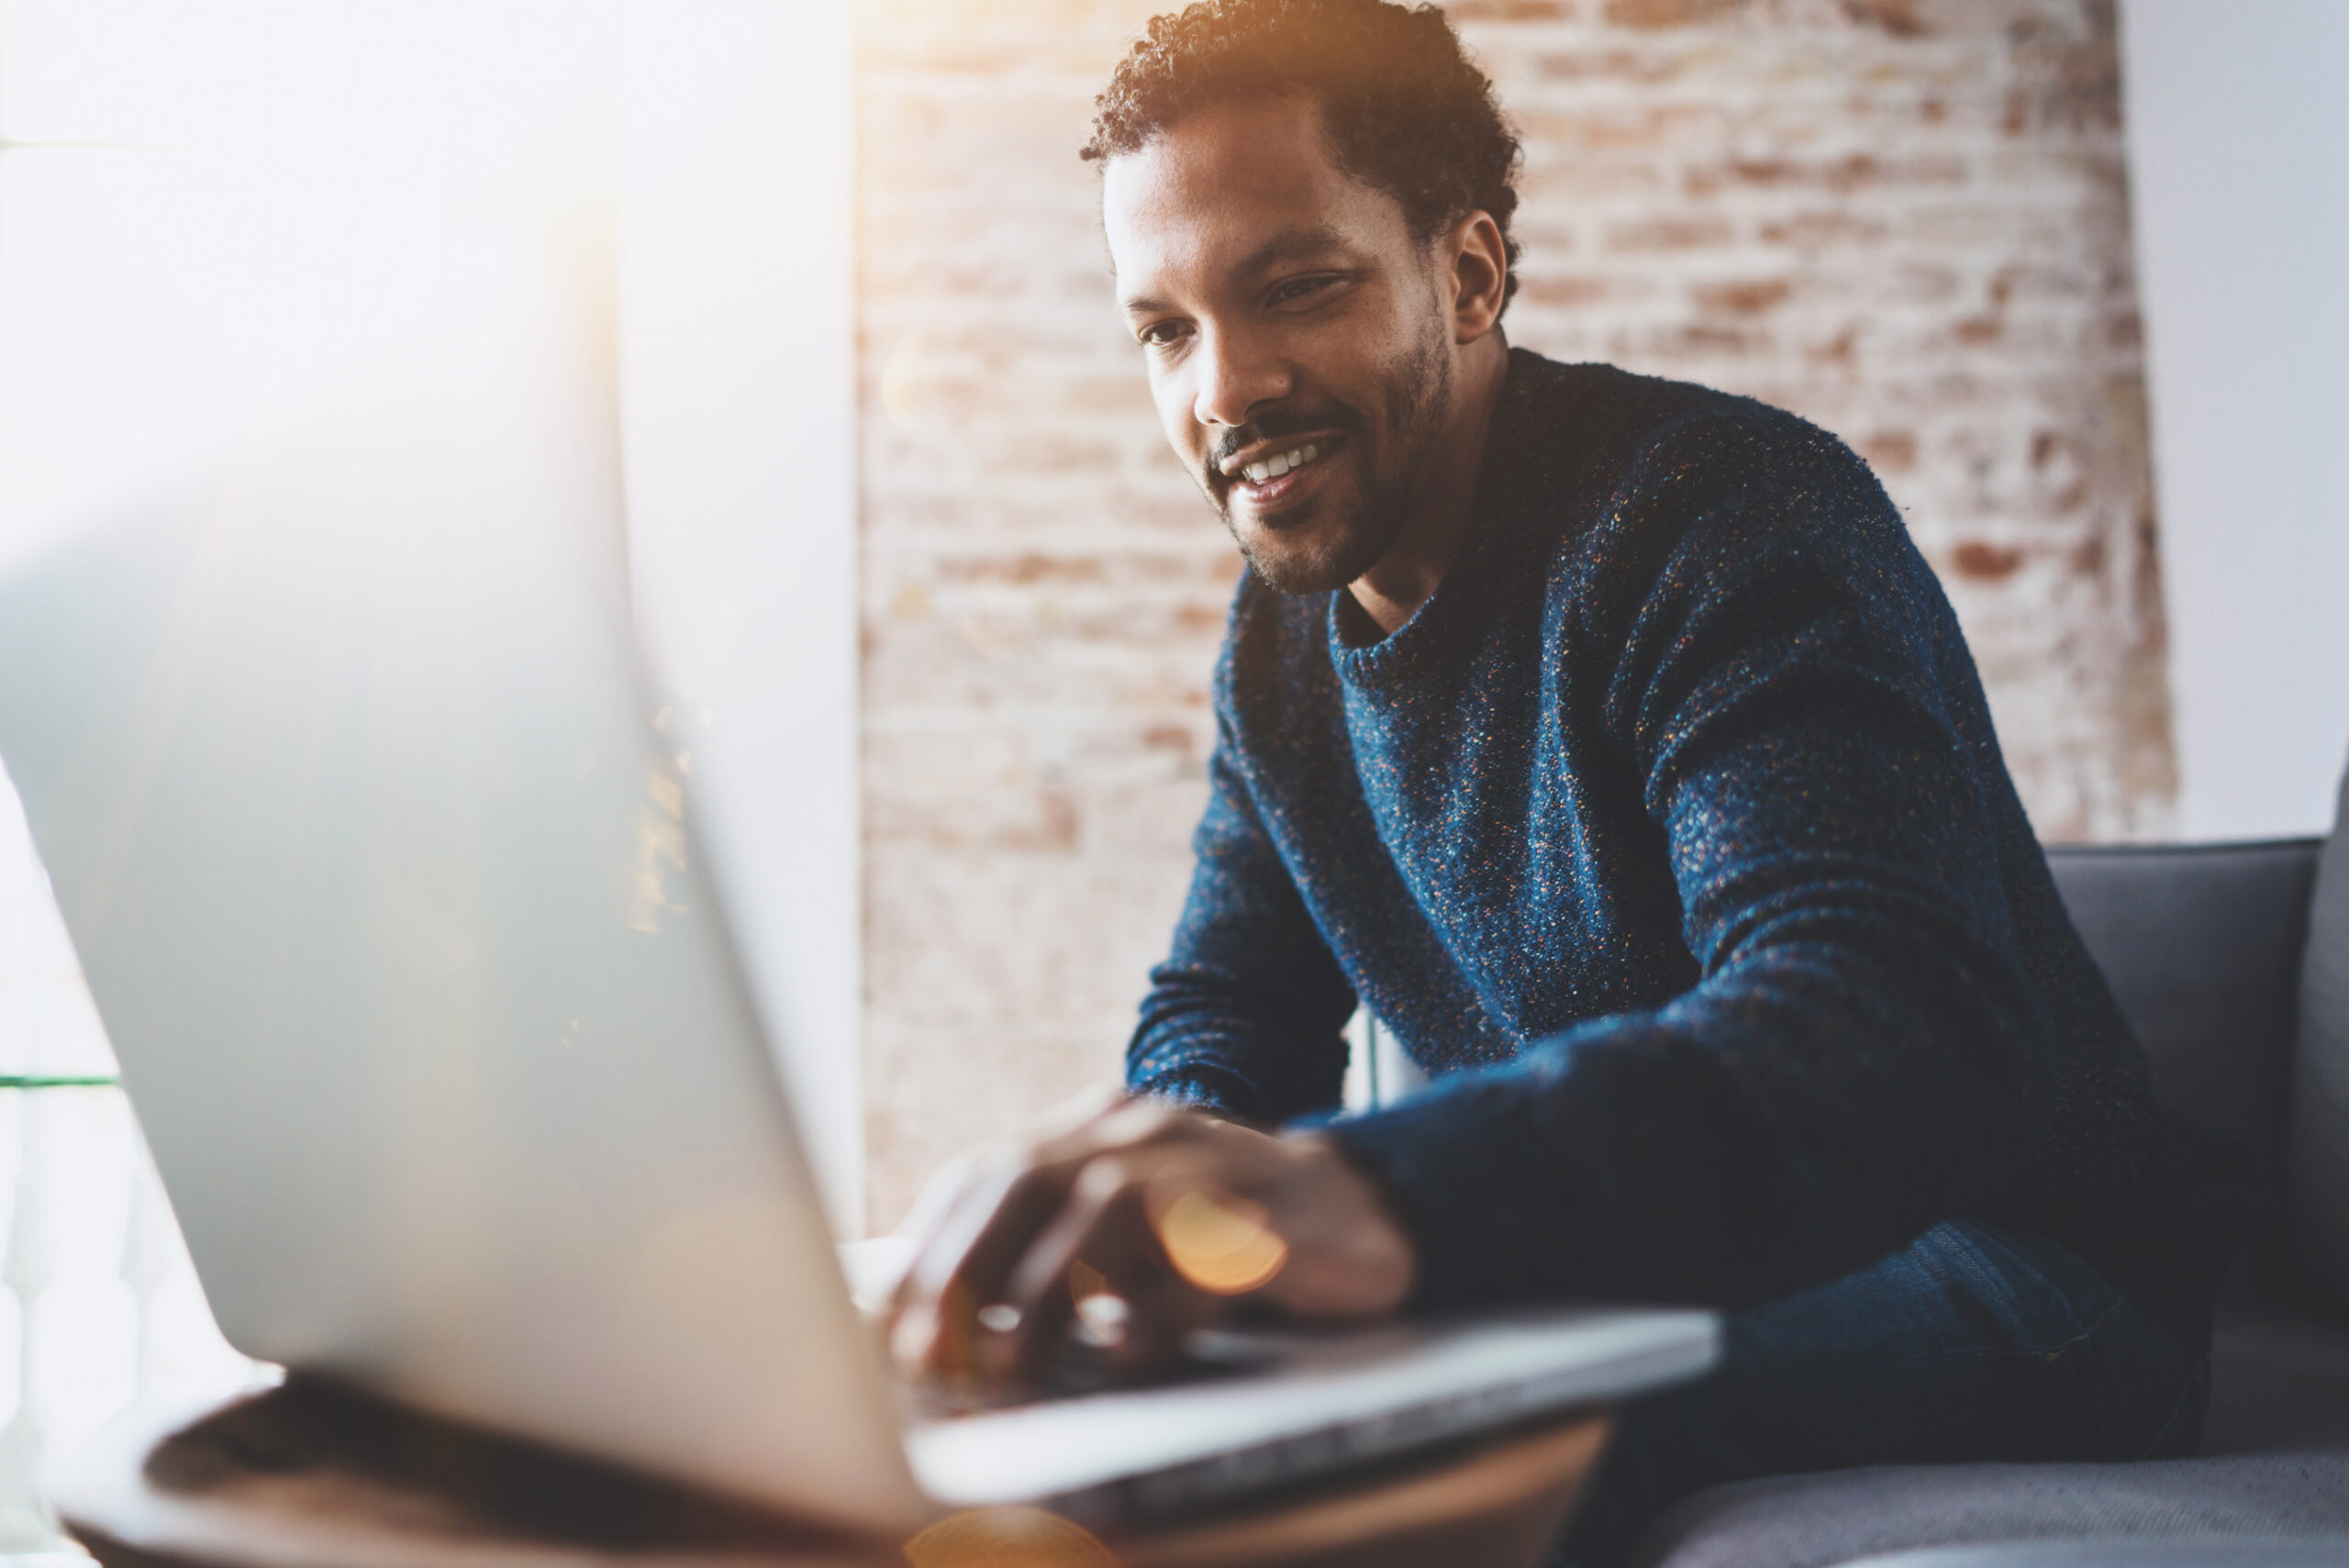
1100, 95, 1408, 301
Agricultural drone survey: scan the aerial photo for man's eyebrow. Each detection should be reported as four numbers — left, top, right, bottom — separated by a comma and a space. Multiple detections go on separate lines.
1119, 227, 1358, 317
1236, 226, 1353, 277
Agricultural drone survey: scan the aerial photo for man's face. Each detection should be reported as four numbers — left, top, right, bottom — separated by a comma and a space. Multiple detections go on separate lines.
1102, 95, 1457, 595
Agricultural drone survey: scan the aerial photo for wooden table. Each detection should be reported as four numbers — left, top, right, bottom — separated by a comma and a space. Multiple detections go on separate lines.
51, 1379, 1610, 1568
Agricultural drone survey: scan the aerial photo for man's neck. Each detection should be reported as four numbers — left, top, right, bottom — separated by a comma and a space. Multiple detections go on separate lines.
1345, 335, 1511, 638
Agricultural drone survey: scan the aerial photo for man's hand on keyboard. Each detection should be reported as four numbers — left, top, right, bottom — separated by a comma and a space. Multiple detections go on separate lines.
887, 1092, 1416, 1389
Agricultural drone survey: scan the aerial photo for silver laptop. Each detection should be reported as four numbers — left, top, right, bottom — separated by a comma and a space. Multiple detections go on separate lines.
0, 283, 1717, 1543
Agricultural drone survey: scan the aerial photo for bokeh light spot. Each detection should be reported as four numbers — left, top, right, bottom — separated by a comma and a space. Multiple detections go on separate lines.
1152, 1188, 1288, 1296
904, 1506, 1119, 1567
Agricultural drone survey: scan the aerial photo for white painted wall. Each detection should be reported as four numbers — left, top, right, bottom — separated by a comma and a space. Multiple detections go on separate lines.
617, 1, 864, 1233
2120, 0, 2349, 841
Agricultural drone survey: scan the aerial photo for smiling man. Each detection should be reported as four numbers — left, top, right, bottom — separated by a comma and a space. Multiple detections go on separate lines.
887, 2, 2256, 1561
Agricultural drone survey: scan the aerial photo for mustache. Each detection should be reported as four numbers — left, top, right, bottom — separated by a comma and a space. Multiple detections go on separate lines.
1208, 404, 1366, 477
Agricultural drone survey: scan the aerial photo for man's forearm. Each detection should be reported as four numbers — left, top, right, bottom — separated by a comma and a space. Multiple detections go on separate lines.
1130, 736, 1360, 1123
1128, 964, 1353, 1124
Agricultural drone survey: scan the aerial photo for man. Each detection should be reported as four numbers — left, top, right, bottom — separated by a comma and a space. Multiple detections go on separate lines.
887, 1, 2257, 1559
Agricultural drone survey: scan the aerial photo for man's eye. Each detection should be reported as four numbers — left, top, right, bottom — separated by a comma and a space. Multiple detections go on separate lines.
1138, 321, 1191, 349
1269, 275, 1338, 306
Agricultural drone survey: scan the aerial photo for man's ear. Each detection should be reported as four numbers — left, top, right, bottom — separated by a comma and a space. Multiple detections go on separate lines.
1444, 211, 1508, 344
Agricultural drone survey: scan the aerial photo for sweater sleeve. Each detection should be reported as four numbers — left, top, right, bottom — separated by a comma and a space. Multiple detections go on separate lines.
1326, 414, 2055, 1311
1126, 723, 1358, 1124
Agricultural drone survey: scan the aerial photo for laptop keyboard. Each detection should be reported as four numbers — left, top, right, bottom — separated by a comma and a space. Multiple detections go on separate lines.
907, 1329, 1284, 1419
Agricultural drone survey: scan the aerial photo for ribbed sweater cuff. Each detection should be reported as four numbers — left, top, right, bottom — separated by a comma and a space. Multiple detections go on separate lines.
1320, 1077, 1589, 1313
1129, 1063, 1254, 1117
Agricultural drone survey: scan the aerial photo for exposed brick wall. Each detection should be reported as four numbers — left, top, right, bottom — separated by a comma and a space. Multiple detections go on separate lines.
856, 0, 2173, 1229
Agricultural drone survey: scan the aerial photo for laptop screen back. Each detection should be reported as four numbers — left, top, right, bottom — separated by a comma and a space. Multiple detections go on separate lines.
0, 270, 923, 1536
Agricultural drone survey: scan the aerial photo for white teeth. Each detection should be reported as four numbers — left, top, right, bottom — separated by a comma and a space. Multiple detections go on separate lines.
1239, 443, 1322, 486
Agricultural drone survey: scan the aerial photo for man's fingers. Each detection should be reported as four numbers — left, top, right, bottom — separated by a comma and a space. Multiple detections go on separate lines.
984, 1151, 1283, 1384
890, 1091, 1174, 1373
1100, 1268, 1219, 1376
887, 1159, 1017, 1373
892, 1154, 1078, 1379
884, 1101, 1402, 1388
987, 1156, 1183, 1383
985, 1163, 1120, 1382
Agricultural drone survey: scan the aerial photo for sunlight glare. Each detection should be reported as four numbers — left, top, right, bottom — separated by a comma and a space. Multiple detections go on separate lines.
1152, 1188, 1289, 1296
1, 0, 618, 155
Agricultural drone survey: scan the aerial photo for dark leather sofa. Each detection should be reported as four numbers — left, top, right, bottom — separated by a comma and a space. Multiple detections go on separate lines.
1631, 769, 2349, 1567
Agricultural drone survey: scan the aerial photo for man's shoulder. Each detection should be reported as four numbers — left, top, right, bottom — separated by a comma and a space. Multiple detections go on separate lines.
1500, 350, 1895, 557
1490, 352, 1925, 655
1496, 349, 1848, 490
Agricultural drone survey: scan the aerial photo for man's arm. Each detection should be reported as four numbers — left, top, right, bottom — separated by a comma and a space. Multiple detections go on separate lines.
885, 719, 1382, 1384
1328, 412, 2054, 1312
885, 1096, 1413, 1384
1126, 730, 1359, 1123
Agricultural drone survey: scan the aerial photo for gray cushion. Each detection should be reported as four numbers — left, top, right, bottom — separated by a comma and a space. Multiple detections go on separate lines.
2292, 767, 2349, 1307
1627, 832, 2349, 1568
1632, 1451, 2349, 1568
2205, 1305, 2349, 1453
1841, 1540, 2349, 1566
2045, 840, 2319, 1151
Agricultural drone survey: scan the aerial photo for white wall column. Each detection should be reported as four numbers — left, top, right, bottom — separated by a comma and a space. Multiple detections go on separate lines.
2121, 0, 2349, 840
618, 1, 863, 1232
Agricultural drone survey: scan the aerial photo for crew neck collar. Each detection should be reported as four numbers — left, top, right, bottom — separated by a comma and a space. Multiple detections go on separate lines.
1326, 348, 1541, 691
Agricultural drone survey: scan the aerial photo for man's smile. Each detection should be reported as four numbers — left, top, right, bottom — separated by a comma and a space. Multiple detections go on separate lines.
1219, 433, 1346, 511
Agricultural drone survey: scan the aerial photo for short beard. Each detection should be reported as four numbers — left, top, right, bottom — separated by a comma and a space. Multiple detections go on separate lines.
1222, 323, 1455, 597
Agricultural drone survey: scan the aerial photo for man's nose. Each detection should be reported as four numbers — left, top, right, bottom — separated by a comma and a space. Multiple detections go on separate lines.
1191, 326, 1292, 432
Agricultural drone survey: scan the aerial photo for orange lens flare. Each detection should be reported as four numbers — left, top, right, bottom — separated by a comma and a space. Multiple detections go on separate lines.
1152, 1188, 1289, 1296
904, 1507, 1119, 1567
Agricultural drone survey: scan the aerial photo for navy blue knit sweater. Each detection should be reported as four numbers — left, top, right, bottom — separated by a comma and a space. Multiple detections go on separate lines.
1127, 350, 2257, 1316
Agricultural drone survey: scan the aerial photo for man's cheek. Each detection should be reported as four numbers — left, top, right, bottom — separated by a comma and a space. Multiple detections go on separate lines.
1150, 378, 1196, 459
1169, 433, 1218, 495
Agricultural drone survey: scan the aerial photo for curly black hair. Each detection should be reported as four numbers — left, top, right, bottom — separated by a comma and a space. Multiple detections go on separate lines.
1083, 0, 1524, 312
